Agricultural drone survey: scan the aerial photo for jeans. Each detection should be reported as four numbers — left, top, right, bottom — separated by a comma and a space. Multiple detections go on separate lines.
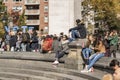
82, 48, 92, 59
82, 48, 92, 65
21, 43, 27, 51
71, 30, 80, 39
55, 51, 65, 59
87, 53, 105, 69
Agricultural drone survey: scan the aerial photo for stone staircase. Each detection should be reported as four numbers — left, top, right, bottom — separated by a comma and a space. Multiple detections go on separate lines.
0, 52, 110, 80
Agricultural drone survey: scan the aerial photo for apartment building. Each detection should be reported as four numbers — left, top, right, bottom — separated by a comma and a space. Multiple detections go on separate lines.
3, 0, 83, 35
3, 0, 49, 32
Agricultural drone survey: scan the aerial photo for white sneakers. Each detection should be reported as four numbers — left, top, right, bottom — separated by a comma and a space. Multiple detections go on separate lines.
81, 67, 94, 73
52, 60, 59, 65
81, 69, 89, 73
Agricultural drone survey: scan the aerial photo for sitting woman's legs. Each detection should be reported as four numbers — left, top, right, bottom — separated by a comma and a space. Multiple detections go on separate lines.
82, 48, 91, 65
87, 53, 105, 70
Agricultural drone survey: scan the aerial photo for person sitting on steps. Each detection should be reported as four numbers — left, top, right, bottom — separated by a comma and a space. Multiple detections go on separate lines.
81, 39, 106, 73
52, 35, 70, 65
81, 34, 96, 70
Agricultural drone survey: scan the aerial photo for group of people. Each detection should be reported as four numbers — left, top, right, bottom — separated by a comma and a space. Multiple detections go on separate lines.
0, 19, 119, 76
0, 29, 39, 52
80, 29, 119, 72
68, 19, 120, 79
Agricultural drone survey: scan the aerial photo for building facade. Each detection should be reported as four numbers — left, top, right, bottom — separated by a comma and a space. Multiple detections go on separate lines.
3, 0, 82, 35
3, 0, 49, 32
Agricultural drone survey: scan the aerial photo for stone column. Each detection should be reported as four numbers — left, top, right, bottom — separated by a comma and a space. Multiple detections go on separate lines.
64, 39, 86, 70
74, 0, 82, 21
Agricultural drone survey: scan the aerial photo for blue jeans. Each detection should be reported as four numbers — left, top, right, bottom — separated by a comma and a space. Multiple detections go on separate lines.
82, 48, 92, 59
71, 30, 80, 39
87, 53, 105, 69
82, 48, 92, 65
21, 43, 27, 51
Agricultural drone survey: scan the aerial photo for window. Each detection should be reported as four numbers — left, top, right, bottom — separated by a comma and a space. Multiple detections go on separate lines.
44, 0, 48, 2
44, 26, 48, 33
44, 16, 48, 23
13, 0, 22, 2
44, 5, 48, 12
12, 6, 22, 11
4, 0, 8, 2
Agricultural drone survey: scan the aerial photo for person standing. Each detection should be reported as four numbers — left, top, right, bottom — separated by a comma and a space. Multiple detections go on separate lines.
5, 32, 11, 51
9, 31, 17, 51
30, 30, 38, 52
108, 30, 119, 58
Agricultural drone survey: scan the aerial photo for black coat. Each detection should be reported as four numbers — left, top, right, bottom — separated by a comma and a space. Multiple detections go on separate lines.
69, 23, 87, 39
9, 35, 17, 47
30, 35, 38, 50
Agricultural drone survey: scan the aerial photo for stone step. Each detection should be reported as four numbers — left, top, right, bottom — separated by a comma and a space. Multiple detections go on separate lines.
0, 52, 120, 71
0, 72, 55, 80
0, 52, 65, 63
0, 77, 20, 80
0, 52, 114, 80
0, 67, 86, 80
94, 57, 120, 69
0, 59, 106, 80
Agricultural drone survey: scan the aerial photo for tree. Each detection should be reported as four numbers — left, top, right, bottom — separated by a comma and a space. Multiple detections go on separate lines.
82, 0, 120, 30
0, 0, 6, 37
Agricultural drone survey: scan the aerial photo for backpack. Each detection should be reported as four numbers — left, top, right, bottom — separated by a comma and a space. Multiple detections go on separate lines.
22, 33, 28, 42
42, 38, 53, 51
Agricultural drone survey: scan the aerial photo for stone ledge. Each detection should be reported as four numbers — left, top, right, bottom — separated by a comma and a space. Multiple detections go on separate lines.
0, 51, 65, 63
94, 57, 120, 70
0, 51, 120, 71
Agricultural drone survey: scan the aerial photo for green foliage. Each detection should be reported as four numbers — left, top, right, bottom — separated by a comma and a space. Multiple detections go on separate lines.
0, 0, 6, 37
0, 22, 5, 37
83, 0, 120, 30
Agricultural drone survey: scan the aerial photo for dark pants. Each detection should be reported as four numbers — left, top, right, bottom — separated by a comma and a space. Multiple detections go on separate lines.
55, 51, 66, 60
110, 45, 117, 58
104, 48, 110, 57
26, 43, 31, 52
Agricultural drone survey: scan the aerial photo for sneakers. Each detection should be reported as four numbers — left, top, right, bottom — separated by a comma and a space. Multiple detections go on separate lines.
52, 60, 59, 65
81, 67, 94, 73
81, 69, 89, 73
89, 67, 94, 72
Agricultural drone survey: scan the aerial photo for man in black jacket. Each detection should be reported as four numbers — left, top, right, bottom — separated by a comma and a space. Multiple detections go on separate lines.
69, 19, 87, 40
